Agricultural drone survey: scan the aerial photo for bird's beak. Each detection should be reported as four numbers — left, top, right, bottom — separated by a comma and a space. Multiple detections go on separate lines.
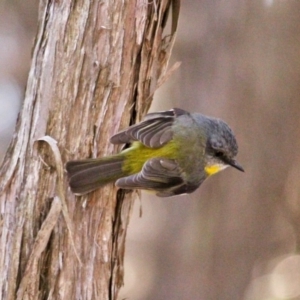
228, 159, 244, 172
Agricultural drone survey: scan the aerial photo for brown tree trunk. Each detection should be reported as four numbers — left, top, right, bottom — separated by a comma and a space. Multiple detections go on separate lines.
0, 1, 179, 299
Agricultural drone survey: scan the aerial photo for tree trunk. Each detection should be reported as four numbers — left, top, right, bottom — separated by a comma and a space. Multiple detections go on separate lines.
0, 1, 179, 299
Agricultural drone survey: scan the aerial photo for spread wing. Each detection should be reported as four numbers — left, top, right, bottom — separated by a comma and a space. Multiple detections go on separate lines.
115, 158, 199, 197
110, 108, 189, 148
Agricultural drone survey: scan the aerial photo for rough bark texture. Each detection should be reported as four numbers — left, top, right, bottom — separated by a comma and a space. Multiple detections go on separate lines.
0, 0, 179, 299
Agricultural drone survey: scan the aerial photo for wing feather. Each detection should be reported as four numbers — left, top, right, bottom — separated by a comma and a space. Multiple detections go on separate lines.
110, 108, 189, 148
116, 157, 198, 197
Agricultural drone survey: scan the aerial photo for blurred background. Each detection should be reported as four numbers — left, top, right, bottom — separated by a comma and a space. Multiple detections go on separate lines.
0, 1, 38, 158
2, 1, 300, 299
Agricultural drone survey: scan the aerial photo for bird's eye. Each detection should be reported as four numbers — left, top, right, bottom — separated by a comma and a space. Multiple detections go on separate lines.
215, 151, 223, 157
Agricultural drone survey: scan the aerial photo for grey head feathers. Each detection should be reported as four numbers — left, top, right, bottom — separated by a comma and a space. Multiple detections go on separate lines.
204, 117, 238, 158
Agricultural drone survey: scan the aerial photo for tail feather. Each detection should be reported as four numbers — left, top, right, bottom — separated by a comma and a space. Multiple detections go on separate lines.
66, 155, 126, 195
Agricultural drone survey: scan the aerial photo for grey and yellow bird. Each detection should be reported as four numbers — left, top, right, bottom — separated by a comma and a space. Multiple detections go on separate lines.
66, 108, 244, 197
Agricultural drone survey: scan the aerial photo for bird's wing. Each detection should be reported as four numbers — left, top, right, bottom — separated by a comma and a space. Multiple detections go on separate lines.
115, 158, 199, 197
110, 108, 189, 148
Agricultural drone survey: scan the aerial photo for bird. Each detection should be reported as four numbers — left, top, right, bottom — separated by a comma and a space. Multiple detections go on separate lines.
66, 108, 244, 197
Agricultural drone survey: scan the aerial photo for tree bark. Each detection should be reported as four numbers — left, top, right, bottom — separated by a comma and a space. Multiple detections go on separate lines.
0, 1, 179, 299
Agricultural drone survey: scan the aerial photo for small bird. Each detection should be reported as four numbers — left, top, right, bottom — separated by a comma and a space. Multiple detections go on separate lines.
66, 108, 244, 197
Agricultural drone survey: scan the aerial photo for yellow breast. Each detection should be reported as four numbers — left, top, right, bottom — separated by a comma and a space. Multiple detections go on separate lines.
205, 164, 228, 176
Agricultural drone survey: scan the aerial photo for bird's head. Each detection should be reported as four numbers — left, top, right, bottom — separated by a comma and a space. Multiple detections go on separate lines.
204, 118, 244, 176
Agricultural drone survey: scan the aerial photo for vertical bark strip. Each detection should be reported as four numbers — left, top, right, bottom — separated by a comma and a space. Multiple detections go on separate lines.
0, 0, 179, 299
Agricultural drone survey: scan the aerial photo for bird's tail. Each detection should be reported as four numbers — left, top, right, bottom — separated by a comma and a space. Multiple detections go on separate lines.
66, 155, 127, 195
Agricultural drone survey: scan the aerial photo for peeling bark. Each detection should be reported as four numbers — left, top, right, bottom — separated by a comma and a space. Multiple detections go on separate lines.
0, 0, 179, 299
